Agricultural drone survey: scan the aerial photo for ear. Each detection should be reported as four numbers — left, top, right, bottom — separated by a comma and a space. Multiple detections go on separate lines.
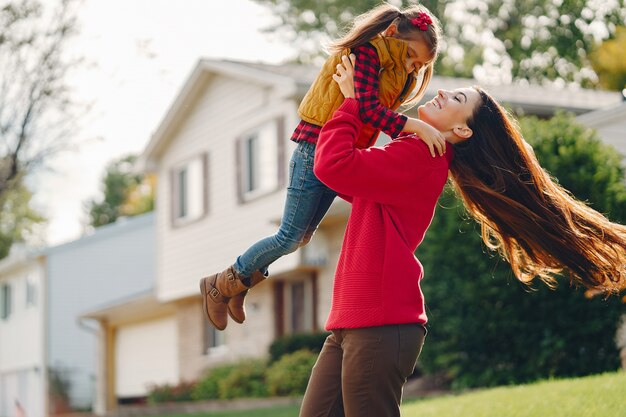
383, 23, 398, 38
452, 125, 472, 141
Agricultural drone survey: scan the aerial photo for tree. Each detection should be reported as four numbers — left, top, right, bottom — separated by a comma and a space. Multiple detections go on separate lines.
253, 0, 626, 86
0, 0, 80, 256
416, 112, 626, 388
590, 26, 626, 91
86, 154, 154, 228
0, 181, 44, 258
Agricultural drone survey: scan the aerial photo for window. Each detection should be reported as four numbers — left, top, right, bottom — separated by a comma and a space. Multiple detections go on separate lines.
1, 284, 12, 320
237, 119, 282, 202
172, 154, 207, 224
26, 278, 37, 307
203, 319, 224, 353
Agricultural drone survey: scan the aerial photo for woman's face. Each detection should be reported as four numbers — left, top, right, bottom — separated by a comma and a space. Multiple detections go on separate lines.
418, 88, 481, 143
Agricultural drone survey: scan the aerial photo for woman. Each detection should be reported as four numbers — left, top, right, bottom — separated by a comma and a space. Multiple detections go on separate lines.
300, 55, 626, 417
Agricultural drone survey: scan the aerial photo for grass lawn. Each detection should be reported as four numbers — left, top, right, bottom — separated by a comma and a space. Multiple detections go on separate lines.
145, 371, 626, 417
403, 371, 626, 417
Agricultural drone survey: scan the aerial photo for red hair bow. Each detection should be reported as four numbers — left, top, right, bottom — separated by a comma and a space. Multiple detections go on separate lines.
411, 12, 432, 31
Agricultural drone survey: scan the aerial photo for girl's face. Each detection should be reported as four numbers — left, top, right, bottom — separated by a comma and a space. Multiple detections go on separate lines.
418, 88, 481, 143
383, 24, 433, 74
404, 39, 433, 74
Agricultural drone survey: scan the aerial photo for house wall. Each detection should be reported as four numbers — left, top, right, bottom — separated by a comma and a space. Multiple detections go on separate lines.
0, 260, 46, 417
46, 213, 155, 409
176, 283, 277, 382
155, 74, 301, 303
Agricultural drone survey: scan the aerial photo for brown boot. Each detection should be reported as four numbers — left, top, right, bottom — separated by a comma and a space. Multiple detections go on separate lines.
199, 266, 248, 330
227, 271, 266, 323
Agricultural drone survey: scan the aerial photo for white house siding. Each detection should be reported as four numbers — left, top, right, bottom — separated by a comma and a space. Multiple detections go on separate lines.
156, 74, 301, 302
0, 260, 45, 417
114, 317, 178, 398
46, 213, 155, 410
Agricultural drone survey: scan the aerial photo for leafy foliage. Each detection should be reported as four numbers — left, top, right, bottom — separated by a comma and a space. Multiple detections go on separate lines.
218, 359, 269, 399
0, 0, 79, 254
268, 331, 329, 362
417, 113, 626, 388
86, 154, 155, 227
0, 182, 45, 259
590, 26, 626, 91
266, 349, 318, 396
192, 364, 237, 400
147, 381, 195, 403
253, 0, 626, 86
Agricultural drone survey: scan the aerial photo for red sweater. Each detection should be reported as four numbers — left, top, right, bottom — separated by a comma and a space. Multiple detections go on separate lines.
314, 99, 454, 329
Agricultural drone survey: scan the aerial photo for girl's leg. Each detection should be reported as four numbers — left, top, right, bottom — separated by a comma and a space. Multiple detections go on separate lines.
299, 331, 345, 417
299, 187, 337, 248
234, 141, 336, 278
340, 324, 426, 417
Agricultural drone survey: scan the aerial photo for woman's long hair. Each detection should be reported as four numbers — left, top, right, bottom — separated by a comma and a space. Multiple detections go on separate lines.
449, 87, 626, 293
328, 3, 441, 105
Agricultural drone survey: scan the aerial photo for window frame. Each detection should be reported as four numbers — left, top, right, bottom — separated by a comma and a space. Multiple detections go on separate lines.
170, 153, 209, 227
236, 117, 285, 204
273, 272, 317, 337
1, 283, 12, 320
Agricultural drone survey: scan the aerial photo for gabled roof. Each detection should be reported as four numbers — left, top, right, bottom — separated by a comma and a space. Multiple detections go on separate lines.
140, 59, 303, 165
576, 101, 626, 128
140, 58, 623, 168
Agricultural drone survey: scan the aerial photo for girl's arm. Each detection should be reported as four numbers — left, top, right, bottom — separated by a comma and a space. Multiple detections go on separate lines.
353, 44, 445, 157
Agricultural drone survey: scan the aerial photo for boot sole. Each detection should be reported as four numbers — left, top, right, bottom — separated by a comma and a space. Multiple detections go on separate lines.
200, 276, 227, 331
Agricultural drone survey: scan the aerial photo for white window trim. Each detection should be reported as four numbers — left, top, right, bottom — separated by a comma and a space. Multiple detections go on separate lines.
171, 154, 208, 227
237, 118, 283, 203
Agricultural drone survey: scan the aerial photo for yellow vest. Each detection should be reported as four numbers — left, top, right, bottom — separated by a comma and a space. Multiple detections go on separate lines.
298, 35, 417, 148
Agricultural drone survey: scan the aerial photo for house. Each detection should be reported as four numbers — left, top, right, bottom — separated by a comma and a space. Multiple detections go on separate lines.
0, 246, 46, 417
0, 212, 155, 417
86, 58, 623, 413
577, 99, 626, 157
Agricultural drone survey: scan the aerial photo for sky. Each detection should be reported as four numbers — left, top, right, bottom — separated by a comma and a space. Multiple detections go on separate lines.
33, 0, 295, 245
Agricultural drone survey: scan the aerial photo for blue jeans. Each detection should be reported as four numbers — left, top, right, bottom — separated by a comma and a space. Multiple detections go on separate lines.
234, 141, 337, 278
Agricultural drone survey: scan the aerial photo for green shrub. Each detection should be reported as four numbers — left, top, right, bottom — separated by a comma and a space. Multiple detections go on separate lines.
218, 359, 269, 399
266, 349, 318, 396
192, 364, 236, 400
147, 381, 195, 403
269, 332, 329, 362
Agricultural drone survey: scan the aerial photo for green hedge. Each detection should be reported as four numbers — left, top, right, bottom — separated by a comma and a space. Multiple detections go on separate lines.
219, 359, 269, 399
269, 332, 329, 362
267, 349, 318, 396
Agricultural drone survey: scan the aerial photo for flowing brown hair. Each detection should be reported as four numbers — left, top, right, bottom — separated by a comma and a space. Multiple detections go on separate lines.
449, 87, 626, 293
328, 3, 441, 105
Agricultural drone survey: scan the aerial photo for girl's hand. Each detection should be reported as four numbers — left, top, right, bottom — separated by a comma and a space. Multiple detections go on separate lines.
404, 118, 446, 157
333, 54, 356, 99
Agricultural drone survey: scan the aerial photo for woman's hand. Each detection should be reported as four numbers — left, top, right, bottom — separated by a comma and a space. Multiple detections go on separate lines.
333, 54, 356, 99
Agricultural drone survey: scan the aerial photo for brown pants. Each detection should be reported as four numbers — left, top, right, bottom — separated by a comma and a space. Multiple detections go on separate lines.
299, 324, 426, 417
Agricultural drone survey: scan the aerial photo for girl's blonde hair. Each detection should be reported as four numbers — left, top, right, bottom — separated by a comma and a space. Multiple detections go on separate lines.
329, 3, 441, 105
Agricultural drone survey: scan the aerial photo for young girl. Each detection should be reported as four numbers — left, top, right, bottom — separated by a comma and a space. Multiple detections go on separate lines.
200, 4, 445, 330
299, 55, 626, 417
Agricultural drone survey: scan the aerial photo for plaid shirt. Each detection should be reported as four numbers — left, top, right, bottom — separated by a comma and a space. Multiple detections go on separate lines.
291, 43, 409, 144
